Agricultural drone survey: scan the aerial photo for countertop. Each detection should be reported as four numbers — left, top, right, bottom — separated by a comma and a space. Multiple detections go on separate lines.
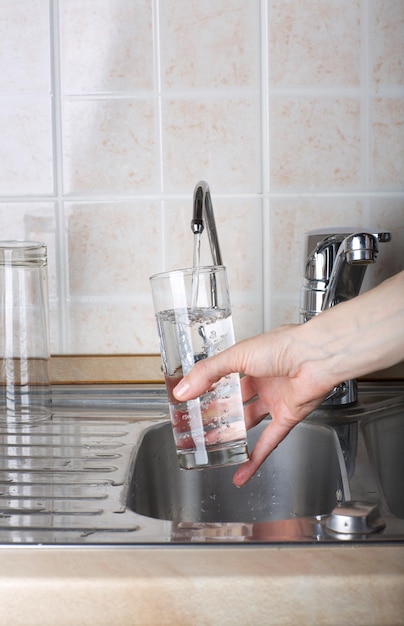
0, 545, 403, 625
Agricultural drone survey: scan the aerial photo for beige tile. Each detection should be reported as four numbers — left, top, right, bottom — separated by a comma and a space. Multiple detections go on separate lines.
60, 0, 154, 94
65, 202, 161, 297
372, 0, 404, 87
163, 97, 261, 193
160, 0, 260, 89
270, 97, 361, 190
0, 0, 51, 94
63, 99, 158, 193
0, 99, 53, 194
371, 98, 404, 187
269, 0, 361, 86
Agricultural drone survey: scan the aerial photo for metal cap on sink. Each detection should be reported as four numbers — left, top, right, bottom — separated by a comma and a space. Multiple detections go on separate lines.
326, 501, 386, 537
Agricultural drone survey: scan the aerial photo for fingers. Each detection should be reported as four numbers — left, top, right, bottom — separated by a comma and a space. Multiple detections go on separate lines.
174, 345, 240, 401
232, 418, 295, 487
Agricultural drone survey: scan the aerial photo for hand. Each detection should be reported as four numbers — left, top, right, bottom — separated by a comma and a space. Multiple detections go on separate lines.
174, 326, 334, 486
174, 272, 404, 486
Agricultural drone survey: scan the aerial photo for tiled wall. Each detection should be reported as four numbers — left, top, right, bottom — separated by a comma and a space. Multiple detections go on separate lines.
0, 0, 403, 354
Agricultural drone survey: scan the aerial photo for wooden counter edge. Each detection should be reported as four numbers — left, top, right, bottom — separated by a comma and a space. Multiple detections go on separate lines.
49, 354, 404, 385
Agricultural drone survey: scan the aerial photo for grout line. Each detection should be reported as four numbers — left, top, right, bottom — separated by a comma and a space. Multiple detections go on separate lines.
2, 84, 400, 102
260, 0, 272, 332
49, 0, 69, 353
152, 0, 166, 268
360, 0, 371, 227
360, 0, 371, 199
1, 190, 403, 204
260, 0, 270, 198
153, 0, 165, 194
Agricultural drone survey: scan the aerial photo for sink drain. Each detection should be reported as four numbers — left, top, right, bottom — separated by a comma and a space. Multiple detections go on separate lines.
326, 500, 386, 536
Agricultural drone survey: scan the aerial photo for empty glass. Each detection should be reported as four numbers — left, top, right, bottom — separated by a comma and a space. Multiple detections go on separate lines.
0, 241, 51, 424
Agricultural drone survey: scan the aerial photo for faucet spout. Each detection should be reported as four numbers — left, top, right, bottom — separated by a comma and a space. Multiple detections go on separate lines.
300, 228, 391, 322
191, 181, 223, 266
299, 227, 391, 406
322, 232, 379, 310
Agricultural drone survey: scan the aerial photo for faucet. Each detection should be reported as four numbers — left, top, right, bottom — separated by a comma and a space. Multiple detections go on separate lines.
299, 227, 391, 406
191, 181, 223, 266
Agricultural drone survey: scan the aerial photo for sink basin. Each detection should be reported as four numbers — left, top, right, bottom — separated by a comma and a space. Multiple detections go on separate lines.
362, 408, 404, 519
128, 419, 348, 523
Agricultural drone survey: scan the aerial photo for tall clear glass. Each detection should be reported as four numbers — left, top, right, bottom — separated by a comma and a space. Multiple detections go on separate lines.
0, 241, 51, 424
150, 265, 249, 469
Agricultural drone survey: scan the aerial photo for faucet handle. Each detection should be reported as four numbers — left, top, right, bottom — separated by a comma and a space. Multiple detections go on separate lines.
376, 231, 392, 243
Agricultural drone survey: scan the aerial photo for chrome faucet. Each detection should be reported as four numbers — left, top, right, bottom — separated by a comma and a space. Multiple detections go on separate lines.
191, 181, 223, 266
299, 227, 391, 406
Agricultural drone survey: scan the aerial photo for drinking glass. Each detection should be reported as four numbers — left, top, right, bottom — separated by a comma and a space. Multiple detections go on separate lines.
150, 265, 248, 469
0, 241, 51, 424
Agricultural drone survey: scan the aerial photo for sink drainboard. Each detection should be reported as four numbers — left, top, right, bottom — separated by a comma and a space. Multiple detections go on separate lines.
0, 413, 156, 543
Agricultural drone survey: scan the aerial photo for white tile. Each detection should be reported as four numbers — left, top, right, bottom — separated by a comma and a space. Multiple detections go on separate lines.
68, 297, 159, 354
0, 98, 53, 194
60, 0, 154, 94
65, 201, 161, 298
371, 98, 404, 189
162, 97, 261, 193
160, 0, 260, 89
371, 0, 404, 88
62, 99, 159, 193
269, 96, 361, 191
0, 0, 51, 94
269, 0, 361, 87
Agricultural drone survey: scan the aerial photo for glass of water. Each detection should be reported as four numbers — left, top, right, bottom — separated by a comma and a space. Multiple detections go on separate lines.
150, 265, 249, 470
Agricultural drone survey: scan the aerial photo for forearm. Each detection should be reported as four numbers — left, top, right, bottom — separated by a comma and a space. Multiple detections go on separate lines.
294, 271, 404, 389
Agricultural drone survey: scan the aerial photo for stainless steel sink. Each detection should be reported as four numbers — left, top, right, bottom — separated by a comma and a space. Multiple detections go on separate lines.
362, 409, 404, 519
129, 420, 348, 523
0, 382, 403, 545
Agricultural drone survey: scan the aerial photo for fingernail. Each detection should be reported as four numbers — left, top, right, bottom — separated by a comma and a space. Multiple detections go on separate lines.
174, 379, 190, 399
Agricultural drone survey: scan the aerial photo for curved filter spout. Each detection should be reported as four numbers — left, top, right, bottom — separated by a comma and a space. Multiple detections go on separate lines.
191, 181, 223, 267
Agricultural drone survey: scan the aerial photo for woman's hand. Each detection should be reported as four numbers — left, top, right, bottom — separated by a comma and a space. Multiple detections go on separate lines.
174, 272, 404, 486
174, 326, 334, 486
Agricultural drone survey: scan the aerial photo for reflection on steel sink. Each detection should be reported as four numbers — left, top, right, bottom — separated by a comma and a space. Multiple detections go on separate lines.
128, 420, 348, 523
362, 411, 404, 519
125, 384, 404, 543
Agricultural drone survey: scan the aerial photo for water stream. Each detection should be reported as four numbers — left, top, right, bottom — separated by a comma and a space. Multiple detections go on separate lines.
191, 232, 201, 311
